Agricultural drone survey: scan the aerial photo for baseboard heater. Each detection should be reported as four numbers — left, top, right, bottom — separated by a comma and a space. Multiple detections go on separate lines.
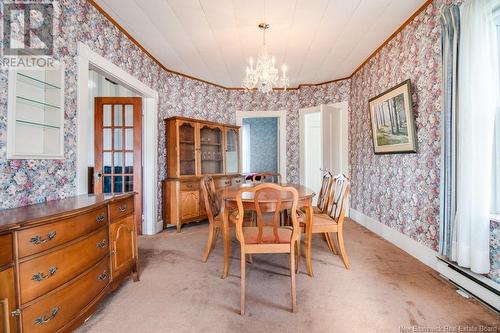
436, 256, 500, 313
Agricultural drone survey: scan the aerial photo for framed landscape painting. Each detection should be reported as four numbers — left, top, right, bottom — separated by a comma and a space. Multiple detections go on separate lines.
368, 80, 417, 154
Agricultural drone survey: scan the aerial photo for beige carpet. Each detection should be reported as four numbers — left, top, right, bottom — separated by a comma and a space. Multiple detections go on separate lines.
76, 220, 498, 333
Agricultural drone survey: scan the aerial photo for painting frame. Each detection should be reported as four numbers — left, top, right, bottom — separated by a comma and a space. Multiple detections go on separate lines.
368, 79, 417, 154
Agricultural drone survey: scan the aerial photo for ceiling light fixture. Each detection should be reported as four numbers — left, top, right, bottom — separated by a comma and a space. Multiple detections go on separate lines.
242, 23, 289, 93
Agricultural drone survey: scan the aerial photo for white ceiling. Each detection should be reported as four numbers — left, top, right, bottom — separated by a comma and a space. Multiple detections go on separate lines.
94, 0, 425, 88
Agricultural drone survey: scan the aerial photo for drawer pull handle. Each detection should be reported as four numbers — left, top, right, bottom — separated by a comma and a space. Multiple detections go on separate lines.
32, 266, 57, 282
118, 205, 127, 213
30, 231, 56, 245
96, 213, 106, 222
34, 307, 59, 325
97, 271, 108, 281
96, 239, 107, 249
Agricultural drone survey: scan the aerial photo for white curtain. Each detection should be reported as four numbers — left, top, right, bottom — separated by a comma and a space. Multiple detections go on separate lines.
454, 0, 499, 274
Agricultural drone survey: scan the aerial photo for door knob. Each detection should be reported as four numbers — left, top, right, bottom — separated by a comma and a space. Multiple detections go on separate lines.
95, 172, 102, 183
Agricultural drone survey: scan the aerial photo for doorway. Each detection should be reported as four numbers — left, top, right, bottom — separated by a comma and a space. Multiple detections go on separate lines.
236, 110, 287, 178
77, 42, 160, 235
299, 102, 349, 197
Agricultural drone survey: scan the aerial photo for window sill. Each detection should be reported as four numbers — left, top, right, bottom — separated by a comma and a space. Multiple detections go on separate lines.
491, 214, 500, 223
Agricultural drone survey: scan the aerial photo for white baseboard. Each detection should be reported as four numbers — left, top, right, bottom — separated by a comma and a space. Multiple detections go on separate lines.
350, 208, 499, 312
350, 208, 438, 270
142, 219, 164, 235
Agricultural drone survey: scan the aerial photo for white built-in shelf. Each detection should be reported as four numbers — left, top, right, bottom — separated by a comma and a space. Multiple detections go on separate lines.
7, 62, 65, 159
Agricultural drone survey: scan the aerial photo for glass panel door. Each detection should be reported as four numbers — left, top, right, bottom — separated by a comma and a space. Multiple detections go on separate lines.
200, 125, 223, 175
94, 97, 143, 234
225, 128, 239, 174
179, 122, 196, 176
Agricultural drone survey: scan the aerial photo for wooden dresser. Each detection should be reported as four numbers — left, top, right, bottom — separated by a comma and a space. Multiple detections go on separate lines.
0, 193, 138, 333
163, 116, 243, 232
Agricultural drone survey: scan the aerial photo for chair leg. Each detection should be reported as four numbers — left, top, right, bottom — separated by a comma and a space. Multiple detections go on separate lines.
240, 249, 246, 315
323, 233, 333, 252
328, 233, 338, 255
336, 230, 351, 269
325, 233, 337, 255
202, 223, 215, 262
296, 236, 302, 274
212, 226, 220, 250
290, 246, 297, 313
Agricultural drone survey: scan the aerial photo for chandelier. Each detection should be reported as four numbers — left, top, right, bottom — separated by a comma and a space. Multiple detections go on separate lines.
242, 23, 289, 93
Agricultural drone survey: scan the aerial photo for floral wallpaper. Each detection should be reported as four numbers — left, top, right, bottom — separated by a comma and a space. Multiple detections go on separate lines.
0, 0, 497, 282
349, 2, 442, 251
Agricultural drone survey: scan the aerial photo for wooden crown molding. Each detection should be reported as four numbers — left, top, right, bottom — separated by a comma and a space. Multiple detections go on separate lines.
87, 0, 433, 91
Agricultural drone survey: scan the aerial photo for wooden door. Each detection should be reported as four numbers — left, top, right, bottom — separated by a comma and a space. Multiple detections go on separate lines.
110, 215, 136, 279
180, 191, 200, 219
95, 97, 143, 234
0, 268, 17, 333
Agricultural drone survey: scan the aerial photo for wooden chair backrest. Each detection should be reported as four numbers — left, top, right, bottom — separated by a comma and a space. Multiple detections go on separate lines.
317, 171, 333, 212
325, 174, 350, 225
251, 172, 282, 184
234, 183, 300, 244
200, 176, 221, 221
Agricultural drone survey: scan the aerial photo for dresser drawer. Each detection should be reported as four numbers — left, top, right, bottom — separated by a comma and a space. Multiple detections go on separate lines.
19, 227, 109, 304
180, 181, 199, 191
109, 197, 134, 221
0, 233, 13, 267
21, 256, 109, 333
18, 206, 108, 258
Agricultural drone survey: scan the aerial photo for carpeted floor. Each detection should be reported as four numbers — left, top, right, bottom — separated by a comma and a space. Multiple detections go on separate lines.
76, 220, 498, 333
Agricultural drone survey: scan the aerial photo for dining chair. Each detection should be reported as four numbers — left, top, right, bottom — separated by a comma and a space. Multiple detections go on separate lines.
234, 183, 300, 314
200, 176, 254, 262
299, 174, 351, 269
251, 172, 282, 184
314, 171, 336, 252
315, 171, 333, 214
200, 176, 223, 262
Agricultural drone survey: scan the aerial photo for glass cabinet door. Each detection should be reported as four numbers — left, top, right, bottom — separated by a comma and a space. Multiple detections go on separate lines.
178, 122, 196, 176
225, 128, 239, 174
200, 125, 223, 175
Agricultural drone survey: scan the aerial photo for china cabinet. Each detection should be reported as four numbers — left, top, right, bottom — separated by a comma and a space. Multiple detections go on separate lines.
163, 117, 243, 231
7, 62, 65, 159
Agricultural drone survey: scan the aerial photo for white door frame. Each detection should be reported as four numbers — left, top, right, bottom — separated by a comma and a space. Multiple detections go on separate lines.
236, 110, 287, 180
76, 42, 161, 235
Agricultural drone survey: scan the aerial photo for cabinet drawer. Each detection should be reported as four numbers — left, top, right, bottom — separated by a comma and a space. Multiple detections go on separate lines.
216, 177, 232, 188
22, 256, 109, 333
18, 207, 108, 258
19, 227, 109, 304
109, 197, 134, 221
0, 233, 13, 267
180, 181, 199, 191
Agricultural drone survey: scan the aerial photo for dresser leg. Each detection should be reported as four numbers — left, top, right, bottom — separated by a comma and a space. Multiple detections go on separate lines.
132, 261, 140, 282
176, 223, 181, 233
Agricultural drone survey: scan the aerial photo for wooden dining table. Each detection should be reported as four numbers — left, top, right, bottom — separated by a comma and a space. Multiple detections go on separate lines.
219, 182, 316, 279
